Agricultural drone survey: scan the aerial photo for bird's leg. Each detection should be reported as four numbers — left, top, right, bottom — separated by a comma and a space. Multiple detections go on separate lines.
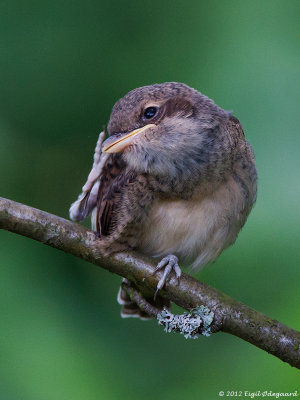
153, 255, 182, 299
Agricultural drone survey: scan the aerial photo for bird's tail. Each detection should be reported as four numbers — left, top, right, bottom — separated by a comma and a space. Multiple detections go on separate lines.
117, 278, 171, 320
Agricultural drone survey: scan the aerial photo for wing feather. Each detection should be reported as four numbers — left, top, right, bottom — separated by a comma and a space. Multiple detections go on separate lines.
95, 154, 128, 236
69, 131, 109, 221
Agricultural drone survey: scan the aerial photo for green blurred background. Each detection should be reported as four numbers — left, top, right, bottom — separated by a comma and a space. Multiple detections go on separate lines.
1, 0, 300, 398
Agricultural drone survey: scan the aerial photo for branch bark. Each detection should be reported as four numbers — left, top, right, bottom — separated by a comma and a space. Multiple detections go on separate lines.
0, 196, 299, 368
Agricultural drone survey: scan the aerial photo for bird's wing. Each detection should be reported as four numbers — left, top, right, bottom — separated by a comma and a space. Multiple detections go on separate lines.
69, 131, 109, 222
95, 154, 128, 236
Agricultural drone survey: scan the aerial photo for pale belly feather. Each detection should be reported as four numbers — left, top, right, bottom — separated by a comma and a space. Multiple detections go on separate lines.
138, 177, 248, 270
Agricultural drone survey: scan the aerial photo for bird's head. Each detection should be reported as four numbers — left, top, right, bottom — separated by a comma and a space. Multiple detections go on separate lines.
103, 82, 232, 180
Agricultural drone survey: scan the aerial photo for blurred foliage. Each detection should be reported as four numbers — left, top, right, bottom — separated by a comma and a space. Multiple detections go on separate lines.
1, 0, 300, 398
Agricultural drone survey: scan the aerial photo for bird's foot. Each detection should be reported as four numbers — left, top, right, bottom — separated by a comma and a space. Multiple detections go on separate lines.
152, 254, 182, 299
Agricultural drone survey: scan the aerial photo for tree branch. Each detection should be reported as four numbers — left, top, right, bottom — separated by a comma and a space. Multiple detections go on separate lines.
0, 196, 299, 368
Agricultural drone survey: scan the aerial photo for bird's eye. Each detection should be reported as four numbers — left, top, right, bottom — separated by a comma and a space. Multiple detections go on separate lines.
143, 106, 157, 119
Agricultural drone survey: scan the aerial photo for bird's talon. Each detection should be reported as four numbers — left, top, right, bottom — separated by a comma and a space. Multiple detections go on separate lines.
153, 255, 182, 298
153, 288, 159, 301
174, 264, 182, 283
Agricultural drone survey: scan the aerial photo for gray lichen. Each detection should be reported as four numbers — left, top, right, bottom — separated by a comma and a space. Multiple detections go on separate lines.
157, 305, 214, 339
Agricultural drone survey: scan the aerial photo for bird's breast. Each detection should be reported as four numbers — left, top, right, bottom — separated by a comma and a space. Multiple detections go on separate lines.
138, 176, 250, 270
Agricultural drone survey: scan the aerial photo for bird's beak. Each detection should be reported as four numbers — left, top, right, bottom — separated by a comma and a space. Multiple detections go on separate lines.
103, 124, 156, 153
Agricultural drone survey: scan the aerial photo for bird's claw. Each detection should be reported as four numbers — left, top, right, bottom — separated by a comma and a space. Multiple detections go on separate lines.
152, 254, 182, 299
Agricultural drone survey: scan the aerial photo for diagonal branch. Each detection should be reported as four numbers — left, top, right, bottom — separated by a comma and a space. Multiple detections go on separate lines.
0, 196, 299, 368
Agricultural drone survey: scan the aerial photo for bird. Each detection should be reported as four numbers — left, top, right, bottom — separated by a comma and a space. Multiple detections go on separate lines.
69, 82, 257, 319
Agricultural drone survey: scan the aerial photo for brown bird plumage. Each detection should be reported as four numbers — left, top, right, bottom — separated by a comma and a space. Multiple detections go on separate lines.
70, 82, 257, 319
